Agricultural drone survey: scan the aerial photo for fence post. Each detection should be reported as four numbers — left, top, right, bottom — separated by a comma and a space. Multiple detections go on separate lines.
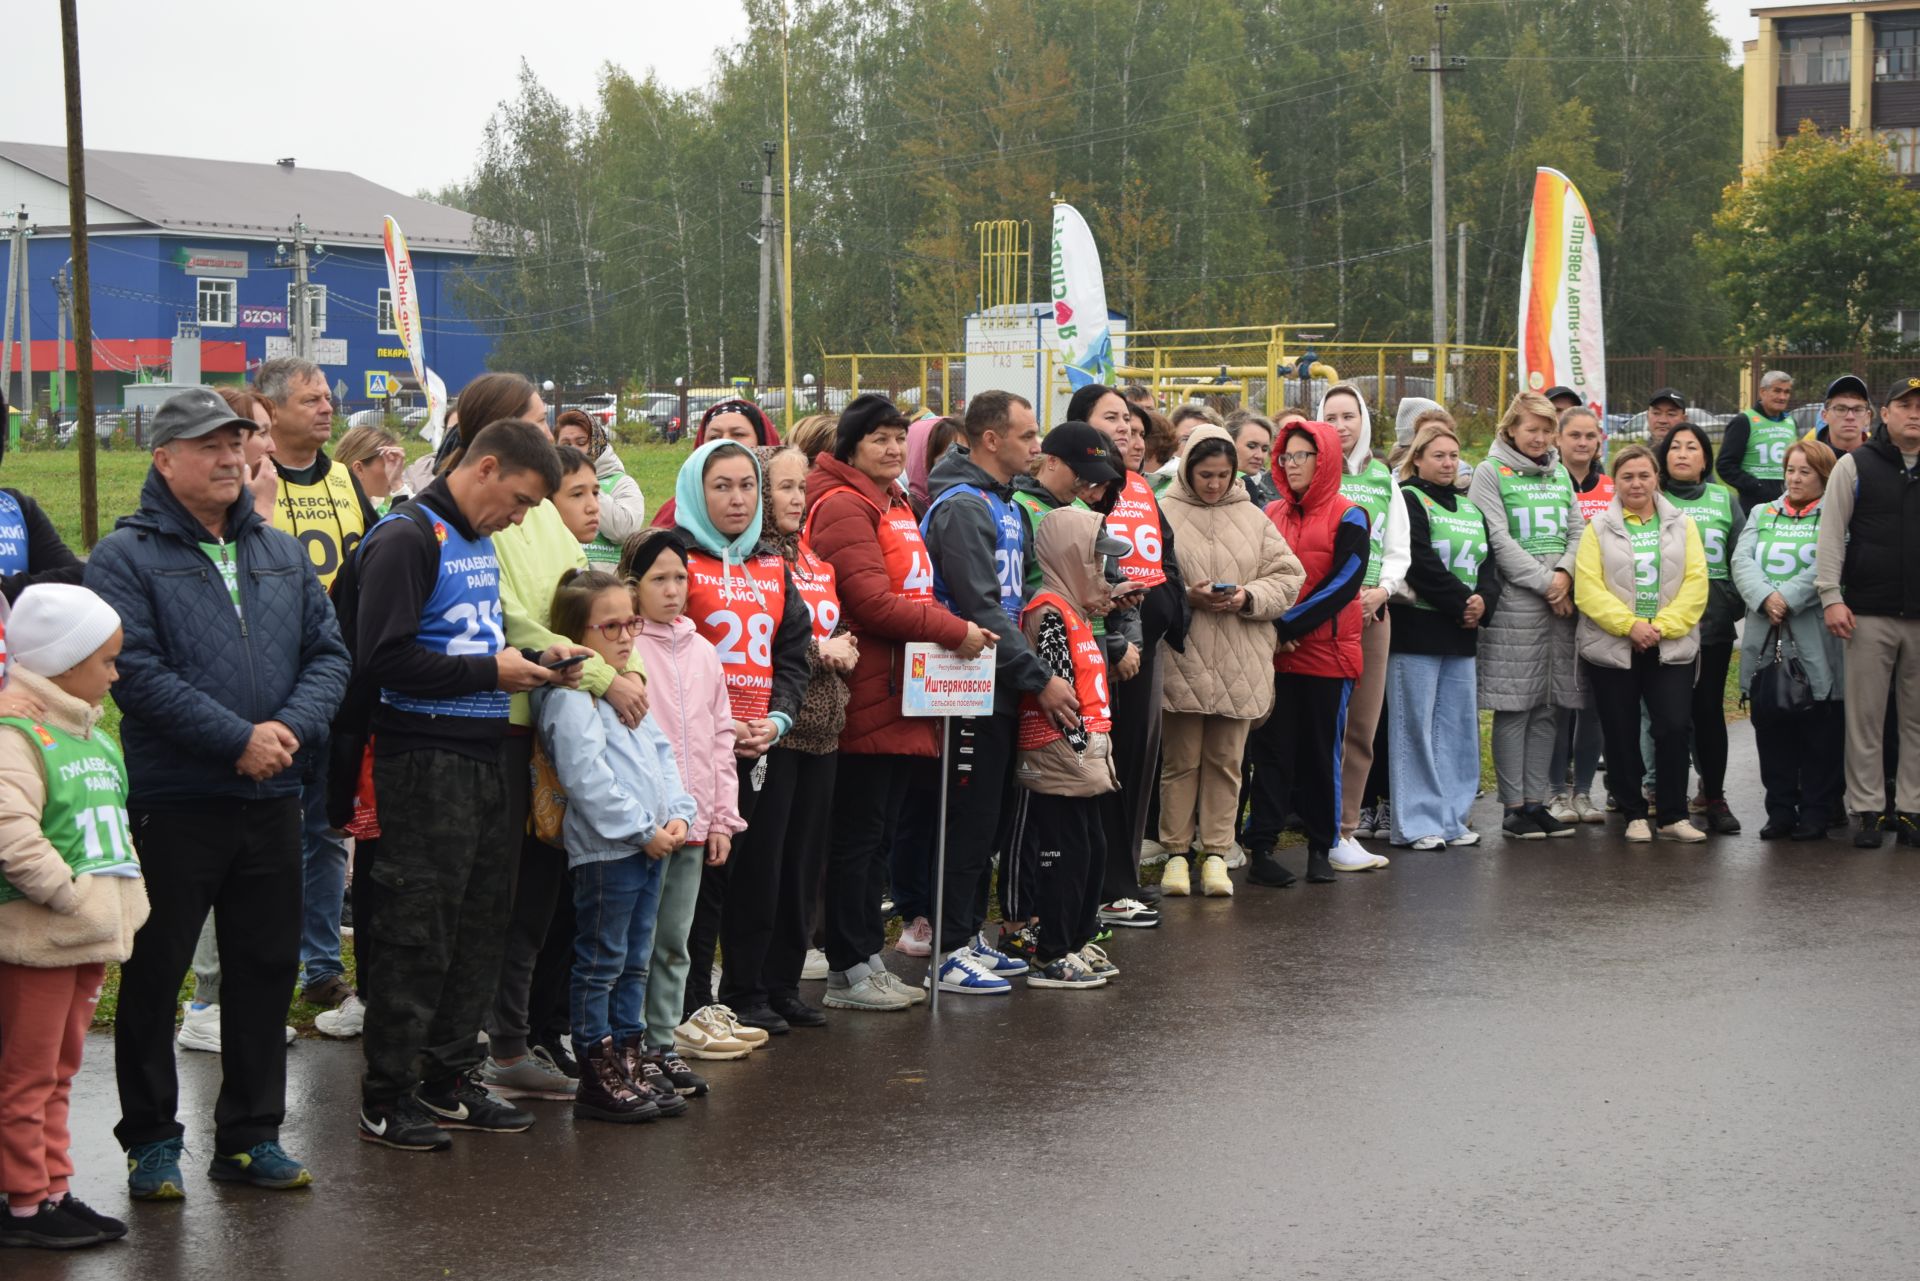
1853, 349, 1868, 380
1654, 346, 1667, 389
1497, 350, 1509, 407
1376, 348, 1387, 411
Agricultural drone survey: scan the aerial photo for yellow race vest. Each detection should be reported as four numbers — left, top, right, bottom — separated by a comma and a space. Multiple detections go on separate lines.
275, 460, 367, 588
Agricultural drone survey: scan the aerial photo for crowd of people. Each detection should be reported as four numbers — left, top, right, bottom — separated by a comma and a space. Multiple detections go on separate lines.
0, 359, 1916, 1250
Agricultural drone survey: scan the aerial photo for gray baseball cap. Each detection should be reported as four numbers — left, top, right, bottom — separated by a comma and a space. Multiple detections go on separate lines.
150, 388, 254, 448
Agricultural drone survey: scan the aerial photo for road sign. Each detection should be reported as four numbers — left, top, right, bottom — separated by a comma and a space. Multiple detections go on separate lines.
366, 371, 395, 398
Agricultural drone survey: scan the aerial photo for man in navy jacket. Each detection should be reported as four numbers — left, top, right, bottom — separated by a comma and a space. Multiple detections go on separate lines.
86, 388, 349, 1198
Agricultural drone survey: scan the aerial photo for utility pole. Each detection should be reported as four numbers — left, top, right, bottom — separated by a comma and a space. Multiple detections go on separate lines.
1, 208, 20, 408
1412, 5, 1466, 351
744, 141, 780, 389
61, 0, 98, 542
271, 217, 316, 362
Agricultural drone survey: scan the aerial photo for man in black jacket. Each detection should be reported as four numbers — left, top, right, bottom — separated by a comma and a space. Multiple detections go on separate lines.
87, 388, 350, 1198
351, 420, 586, 1151
920, 391, 1076, 993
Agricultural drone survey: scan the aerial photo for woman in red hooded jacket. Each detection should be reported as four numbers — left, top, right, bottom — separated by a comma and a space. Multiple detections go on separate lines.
803, 394, 994, 1006
1242, 420, 1376, 888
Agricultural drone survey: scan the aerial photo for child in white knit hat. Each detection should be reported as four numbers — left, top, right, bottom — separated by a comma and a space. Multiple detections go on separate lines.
0, 583, 148, 1250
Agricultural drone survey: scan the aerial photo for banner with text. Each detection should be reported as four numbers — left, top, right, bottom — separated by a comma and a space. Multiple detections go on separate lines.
1517, 167, 1606, 417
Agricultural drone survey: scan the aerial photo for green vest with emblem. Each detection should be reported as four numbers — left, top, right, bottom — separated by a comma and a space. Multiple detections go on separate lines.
581, 476, 626, 568
1410, 489, 1488, 610
1752, 502, 1821, 587
1493, 460, 1574, 558
1340, 458, 1394, 588
1739, 410, 1799, 482
1626, 519, 1663, 618
0, 718, 133, 907
1664, 484, 1735, 582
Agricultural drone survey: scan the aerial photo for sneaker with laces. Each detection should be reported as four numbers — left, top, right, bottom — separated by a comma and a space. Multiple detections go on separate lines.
648, 1047, 709, 1097
359, 1094, 452, 1151
530, 1038, 580, 1080
621, 1041, 690, 1116
1411, 835, 1446, 851
1572, 793, 1606, 824
1026, 952, 1107, 989
823, 970, 913, 1011
1076, 942, 1120, 979
125, 1137, 186, 1200
801, 948, 830, 981
926, 950, 1012, 994
1096, 898, 1161, 928
1657, 819, 1708, 843
674, 1007, 754, 1059
418, 1073, 535, 1132
207, 1141, 312, 1189
869, 969, 927, 1006
1160, 854, 1192, 896
1624, 818, 1653, 842
1001, 924, 1040, 965
1447, 830, 1480, 847
967, 933, 1029, 976
1355, 804, 1378, 839
1372, 800, 1392, 839
314, 994, 365, 1039
53, 1194, 125, 1242
0, 1199, 105, 1250
1199, 853, 1236, 896
707, 1004, 770, 1047
892, 916, 933, 957
1699, 798, 1741, 835
1545, 794, 1579, 824
176, 1001, 222, 1053
1503, 808, 1545, 840
1528, 804, 1575, 838
478, 1051, 577, 1100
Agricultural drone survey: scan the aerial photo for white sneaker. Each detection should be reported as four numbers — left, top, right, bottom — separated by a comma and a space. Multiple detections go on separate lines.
1447, 830, 1481, 847
872, 969, 927, 1006
1658, 819, 1708, 843
1624, 818, 1653, 843
1139, 838, 1170, 867
674, 1006, 754, 1059
801, 948, 829, 981
1222, 842, 1248, 871
1571, 793, 1606, 824
1329, 838, 1386, 871
314, 994, 365, 1039
176, 1002, 221, 1053
925, 949, 1012, 995
1546, 793, 1579, 824
892, 916, 933, 957
1411, 835, 1446, 851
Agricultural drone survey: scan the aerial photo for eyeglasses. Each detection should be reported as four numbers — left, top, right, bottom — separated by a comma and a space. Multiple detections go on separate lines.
1827, 403, 1870, 417
589, 616, 643, 640
1279, 451, 1318, 465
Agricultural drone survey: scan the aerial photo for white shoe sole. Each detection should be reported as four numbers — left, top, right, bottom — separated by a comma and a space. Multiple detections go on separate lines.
931, 977, 1012, 994
673, 1041, 752, 1061
821, 993, 912, 1011
1097, 915, 1161, 928
176, 1029, 220, 1054
1026, 975, 1108, 989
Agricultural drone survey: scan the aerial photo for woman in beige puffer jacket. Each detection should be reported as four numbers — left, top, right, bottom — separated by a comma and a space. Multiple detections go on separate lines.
1157, 425, 1305, 895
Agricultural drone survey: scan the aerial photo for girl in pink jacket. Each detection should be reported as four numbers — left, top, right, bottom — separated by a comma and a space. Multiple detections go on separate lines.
621, 532, 758, 1064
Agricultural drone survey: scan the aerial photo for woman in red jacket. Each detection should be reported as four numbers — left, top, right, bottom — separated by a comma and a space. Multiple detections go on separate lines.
1242, 420, 1376, 887
803, 394, 994, 1010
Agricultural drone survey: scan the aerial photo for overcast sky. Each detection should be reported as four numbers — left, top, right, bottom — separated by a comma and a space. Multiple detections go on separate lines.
10, 0, 1773, 200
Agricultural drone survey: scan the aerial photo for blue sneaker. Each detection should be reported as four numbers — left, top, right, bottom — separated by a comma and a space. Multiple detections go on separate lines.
967, 933, 1029, 977
126, 1137, 185, 1200
925, 951, 1012, 995
207, 1141, 312, 1190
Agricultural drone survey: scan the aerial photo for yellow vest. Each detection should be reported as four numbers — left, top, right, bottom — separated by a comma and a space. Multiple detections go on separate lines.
274, 460, 366, 588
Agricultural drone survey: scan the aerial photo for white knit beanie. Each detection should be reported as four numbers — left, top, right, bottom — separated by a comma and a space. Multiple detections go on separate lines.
7, 584, 122, 677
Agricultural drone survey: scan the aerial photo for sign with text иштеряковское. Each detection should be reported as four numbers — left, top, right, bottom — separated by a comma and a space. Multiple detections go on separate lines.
900, 643, 995, 718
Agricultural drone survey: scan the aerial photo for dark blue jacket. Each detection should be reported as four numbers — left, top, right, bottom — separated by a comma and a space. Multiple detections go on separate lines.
85, 466, 350, 809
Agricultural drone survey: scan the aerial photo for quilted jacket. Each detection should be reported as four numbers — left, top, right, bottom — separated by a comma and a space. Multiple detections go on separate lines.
1159, 426, 1306, 720
85, 466, 351, 808
1466, 435, 1583, 711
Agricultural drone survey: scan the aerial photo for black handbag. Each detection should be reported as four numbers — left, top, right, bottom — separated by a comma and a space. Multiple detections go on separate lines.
1748, 624, 1814, 725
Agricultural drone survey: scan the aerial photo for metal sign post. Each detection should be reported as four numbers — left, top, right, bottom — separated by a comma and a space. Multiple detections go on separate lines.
900, 643, 996, 1013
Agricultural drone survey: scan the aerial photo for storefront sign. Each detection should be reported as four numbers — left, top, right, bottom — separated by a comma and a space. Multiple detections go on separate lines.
175, 247, 248, 278
240, 305, 287, 329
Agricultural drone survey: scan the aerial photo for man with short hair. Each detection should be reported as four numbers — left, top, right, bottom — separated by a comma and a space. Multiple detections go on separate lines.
1543, 385, 1582, 413
1816, 376, 1920, 848
89, 388, 350, 1197
1644, 388, 1688, 450
1121, 384, 1156, 409
920, 391, 1078, 993
1814, 374, 1874, 455
252, 358, 375, 1011
352, 420, 588, 1150
1719, 369, 1798, 512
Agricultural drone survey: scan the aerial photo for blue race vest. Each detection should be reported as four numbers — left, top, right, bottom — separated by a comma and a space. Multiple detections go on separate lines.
0, 491, 28, 577
923, 483, 1025, 628
376, 501, 512, 720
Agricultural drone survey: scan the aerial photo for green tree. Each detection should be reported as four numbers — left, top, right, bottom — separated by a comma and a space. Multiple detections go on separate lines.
1702, 121, 1920, 352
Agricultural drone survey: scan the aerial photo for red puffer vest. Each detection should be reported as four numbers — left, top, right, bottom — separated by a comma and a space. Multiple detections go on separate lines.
1265, 420, 1365, 679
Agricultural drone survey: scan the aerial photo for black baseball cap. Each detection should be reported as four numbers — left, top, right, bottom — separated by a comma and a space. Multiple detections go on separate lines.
1543, 385, 1579, 405
1648, 388, 1687, 410
1882, 375, 1920, 406
1825, 374, 1871, 403
1041, 422, 1122, 485
149, 387, 254, 447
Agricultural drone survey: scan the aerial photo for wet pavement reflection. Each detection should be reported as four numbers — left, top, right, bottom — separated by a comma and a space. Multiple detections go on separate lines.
26, 726, 1920, 1280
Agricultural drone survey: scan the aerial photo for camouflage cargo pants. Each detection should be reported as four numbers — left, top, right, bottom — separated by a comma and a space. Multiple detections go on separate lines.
359, 748, 514, 1106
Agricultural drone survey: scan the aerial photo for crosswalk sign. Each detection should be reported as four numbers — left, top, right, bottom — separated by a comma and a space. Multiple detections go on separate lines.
366, 371, 394, 398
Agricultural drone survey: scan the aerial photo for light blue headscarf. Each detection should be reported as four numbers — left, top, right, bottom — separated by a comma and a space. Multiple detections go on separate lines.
673, 440, 765, 560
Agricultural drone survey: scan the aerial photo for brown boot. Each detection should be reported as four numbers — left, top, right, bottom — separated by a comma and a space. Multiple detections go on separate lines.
572, 1037, 658, 1123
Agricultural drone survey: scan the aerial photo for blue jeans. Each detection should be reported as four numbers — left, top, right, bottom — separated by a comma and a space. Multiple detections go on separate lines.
570, 853, 666, 1049
1388, 652, 1480, 843
300, 764, 349, 985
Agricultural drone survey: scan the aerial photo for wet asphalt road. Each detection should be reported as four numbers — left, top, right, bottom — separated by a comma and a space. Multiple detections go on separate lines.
24, 722, 1920, 1280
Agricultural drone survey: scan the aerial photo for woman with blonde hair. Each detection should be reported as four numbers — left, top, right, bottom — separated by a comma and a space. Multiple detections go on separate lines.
334, 424, 408, 515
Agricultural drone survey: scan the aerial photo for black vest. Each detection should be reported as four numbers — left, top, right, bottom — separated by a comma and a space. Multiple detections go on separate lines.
1842, 433, 1920, 618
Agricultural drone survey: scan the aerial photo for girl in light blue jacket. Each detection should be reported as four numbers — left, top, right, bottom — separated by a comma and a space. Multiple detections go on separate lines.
536, 569, 697, 1122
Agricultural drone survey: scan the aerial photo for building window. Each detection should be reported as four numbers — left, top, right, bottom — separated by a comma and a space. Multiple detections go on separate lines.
196, 278, 235, 327
287, 283, 328, 334
376, 287, 397, 334
1781, 34, 1851, 86
1883, 127, 1920, 174
1894, 309, 1920, 345
1877, 17, 1920, 82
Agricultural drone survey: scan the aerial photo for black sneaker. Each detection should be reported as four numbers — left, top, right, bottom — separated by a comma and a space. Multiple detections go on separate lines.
1304, 849, 1336, 883
1790, 817, 1829, 841
648, 1048, 709, 1098
1854, 813, 1886, 849
1246, 849, 1297, 888
1896, 813, 1920, 848
54, 1194, 125, 1242
1526, 804, 1575, 838
730, 1002, 791, 1035
417, 1072, 535, 1133
1701, 798, 1741, 835
769, 995, 827, 1028
359, 1094, 453, 1151
0, 1199, 104, 1250
1760, 814, 1797, 840
1503, 808, 1546, 840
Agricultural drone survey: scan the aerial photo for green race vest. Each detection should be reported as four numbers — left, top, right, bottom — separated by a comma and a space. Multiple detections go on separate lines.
1340, 459, 1394, 588
1752, 503, 1821, 587
1740, 411, 1799, 483
1626, 519, 1663, 618
0, 718, 133, 907
1410, 489, 1488, 610
1493, 461, 1574, 557
1664, 485, 1735, 581
197, 540, 243, 619
583, 476, 625, 567
1011, 490, 1104, 635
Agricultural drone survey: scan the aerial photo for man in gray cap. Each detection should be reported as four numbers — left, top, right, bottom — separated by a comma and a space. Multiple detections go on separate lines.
85, 388, 349, 1198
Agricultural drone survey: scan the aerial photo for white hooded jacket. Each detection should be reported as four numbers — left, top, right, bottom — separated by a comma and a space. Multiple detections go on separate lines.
1319, 383, 1410, 600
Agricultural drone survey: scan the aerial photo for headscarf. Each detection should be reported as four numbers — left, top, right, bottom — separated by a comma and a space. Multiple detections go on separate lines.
672, 439, 765, 562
